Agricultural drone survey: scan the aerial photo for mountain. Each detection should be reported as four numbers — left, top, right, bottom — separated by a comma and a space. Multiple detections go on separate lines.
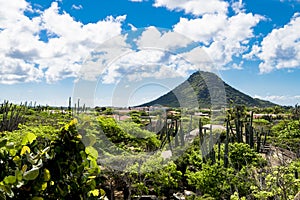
139, 71, 276, 108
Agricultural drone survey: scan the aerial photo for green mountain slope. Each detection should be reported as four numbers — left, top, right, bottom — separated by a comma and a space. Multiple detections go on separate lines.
139, 71, 276, 108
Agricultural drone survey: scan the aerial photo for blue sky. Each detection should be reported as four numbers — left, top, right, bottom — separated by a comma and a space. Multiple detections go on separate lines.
0, 0, 300, 107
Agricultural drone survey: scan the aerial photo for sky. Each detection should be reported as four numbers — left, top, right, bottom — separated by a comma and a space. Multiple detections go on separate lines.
0, 0, 300, 107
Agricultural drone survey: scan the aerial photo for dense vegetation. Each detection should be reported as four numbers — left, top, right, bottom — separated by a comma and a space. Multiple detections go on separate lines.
0, 101, 299, 199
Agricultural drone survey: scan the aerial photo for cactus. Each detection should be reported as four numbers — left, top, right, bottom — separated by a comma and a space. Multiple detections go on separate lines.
68, 97, 72, 114
250, 127, 254, 149
217, 139, 221, 163
174, 120, 179, 147
77, 99, 80, 114
179, 120, 185, 146
199, 119, 207, 162
256, 128, 262, 153
224, 118, 229, 168
0, 100, 27, 132
199, 118, 203, 144
209, 125, 216, 163
83, 103, 86, 113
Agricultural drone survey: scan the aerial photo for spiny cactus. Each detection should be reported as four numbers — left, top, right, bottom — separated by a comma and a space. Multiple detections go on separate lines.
224, 118, 229, 168
0, 100, 27, 132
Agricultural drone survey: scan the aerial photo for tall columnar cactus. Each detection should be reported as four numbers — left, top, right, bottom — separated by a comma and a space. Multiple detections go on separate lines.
256, 128, 262, 153
217, 139, 221, 162
224, 118, 229, 168
0, 101, 27, 132
209, 125, 216, 164
83, 104, 86, 113
250, 126, 254, 149
199, 118, 206, 162
77, 99, 80, 114
68, 97, 72, 114
174, 120, 179, 147
179, 120, 185, 146
245, 122, 250, 145
199, 118, 203, 146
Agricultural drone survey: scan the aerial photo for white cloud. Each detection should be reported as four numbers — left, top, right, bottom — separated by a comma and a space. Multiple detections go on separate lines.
173, 14, 227, 45
129, 0, 144, 2
174, 12, 263, 67
248, 13, 300, 73
254, 95, 300, 106
101, 49, 166, 83
0, 58, 43, 84
98, 47, 197, 84
153, 0, 229, 16
136, 26, 192, 50
232, 61, 244, 70
178, 47, 217, 72
243, 44, 260, 59
231, 0, 245, 14
71, 4, 83, 10
128, 23, 137, 31
0, 1, 126, 84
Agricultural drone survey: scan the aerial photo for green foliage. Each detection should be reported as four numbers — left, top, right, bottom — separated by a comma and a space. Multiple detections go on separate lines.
1, 102, 299, 199
229, 143, 266, 170
251, 162, 300, 200
270, 120, 300, 152
102, 107, 114, 115
0, 119, 102, 199
271, 120, 300, 138
142, 158, 182, 197
186, 163, 233, 199
97, 116, 132, 143
118, 121, 160, 151
253, 118, 271, 125
96, 116, 160, 152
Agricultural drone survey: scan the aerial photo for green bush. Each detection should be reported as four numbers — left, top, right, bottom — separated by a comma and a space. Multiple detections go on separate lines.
0, 119, 102, 199
271, 120, 300, 138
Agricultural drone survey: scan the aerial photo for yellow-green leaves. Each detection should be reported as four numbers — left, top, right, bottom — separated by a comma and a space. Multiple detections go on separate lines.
43, 169, 51, 181
88, 189, 99, 197
88, 188, 105, 197
32, 197, 43, 200
85, 146, 98, 159
63, 118, 78, 131
21, 132, 37, 145
23, 167, 39, 181
3, 176, 16, 184
20, 146, 30, 155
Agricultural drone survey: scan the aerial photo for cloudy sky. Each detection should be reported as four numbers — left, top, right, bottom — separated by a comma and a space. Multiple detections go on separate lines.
0, 0, 300, 106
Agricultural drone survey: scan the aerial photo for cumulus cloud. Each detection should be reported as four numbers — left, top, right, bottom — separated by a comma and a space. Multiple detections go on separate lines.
153, 0, 229, 16
174, 12, 263, 67
247, 13, 300, 73
88, 8, 264, 83
0, 0, 126, 84
136, 26, 192, 50
178, 47, 217, 72
173, 14, 227, 45
128, 23, 137, 31
231, 0, 245, 14
99, 48, 194, 84
254, 95, 300, 106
